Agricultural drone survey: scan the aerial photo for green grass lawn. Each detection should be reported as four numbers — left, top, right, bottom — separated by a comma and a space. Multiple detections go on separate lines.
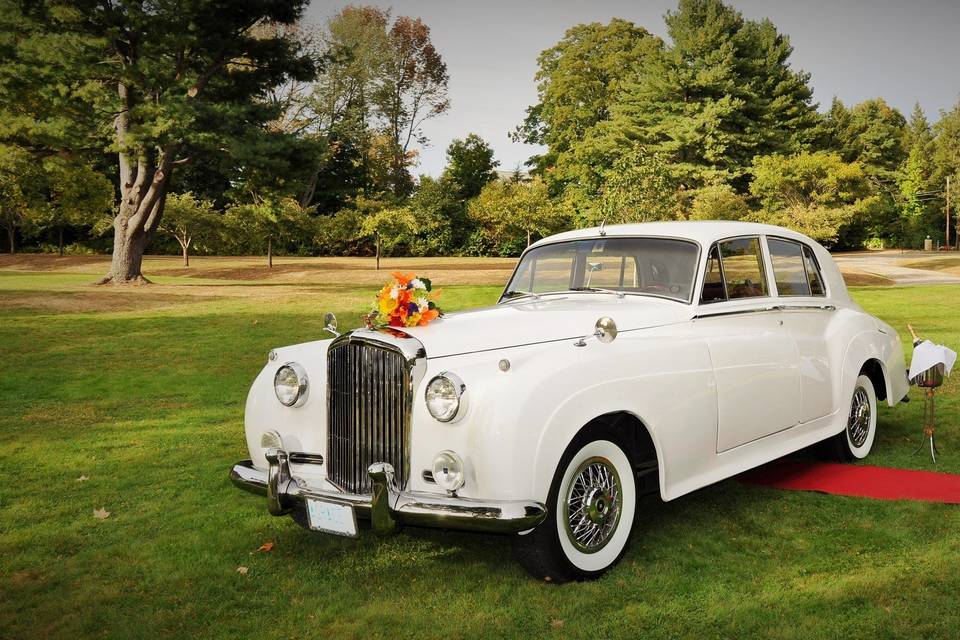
1, 267, 959, 639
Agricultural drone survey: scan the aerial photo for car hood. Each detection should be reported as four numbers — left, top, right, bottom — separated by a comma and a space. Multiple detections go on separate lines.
399, 294, 693, 358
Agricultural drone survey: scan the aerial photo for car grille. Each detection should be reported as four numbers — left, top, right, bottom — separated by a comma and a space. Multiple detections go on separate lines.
327, 339, 411, 494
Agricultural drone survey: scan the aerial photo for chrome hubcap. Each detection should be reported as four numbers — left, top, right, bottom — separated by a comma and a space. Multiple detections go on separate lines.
848, 386, 871, 448
563, 457, 622, 553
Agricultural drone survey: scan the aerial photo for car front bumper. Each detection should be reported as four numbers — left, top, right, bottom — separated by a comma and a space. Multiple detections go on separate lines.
229, 449, 547, 535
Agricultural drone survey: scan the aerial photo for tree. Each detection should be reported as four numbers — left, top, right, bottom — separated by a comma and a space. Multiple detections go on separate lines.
896, 105, 938, 247
374, 15, 450, 196
225, 197, 314, 268
406, 175, 461, 254
817, 98, 907, 242
820, 98, 907, 176
290, 7, 389, 209
933, 100, 960, 207
1, 1, 315, 283
468, 178, 568, 254
595, 145, 683, 225
158, 193, 219, 267
513, 19, 660, 178
33, 156, 113, 256
442, 134, 499, 200
359, 204, 418, 269
0, 145, 41, 254
749, 152, 878, 245
688, 184, 750, 221
591, 0, 818, 190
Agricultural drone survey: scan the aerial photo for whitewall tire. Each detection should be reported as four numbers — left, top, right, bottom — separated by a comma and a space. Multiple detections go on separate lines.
514, 433, 636, 582
821, 373, 878, 462
845, 374, 877, 459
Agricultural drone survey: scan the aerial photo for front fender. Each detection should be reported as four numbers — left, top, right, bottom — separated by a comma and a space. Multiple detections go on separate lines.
243, 339, 332, 469
420, 329, 716, 504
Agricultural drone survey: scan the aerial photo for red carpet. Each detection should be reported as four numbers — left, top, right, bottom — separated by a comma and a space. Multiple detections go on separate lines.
739, 460, 960, 504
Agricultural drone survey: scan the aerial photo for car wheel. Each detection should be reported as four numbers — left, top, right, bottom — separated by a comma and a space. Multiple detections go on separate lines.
822, 374, 878, 461
514, 434, 636, 583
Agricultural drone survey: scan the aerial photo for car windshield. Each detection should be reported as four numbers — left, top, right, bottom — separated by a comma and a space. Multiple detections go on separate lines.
501, 237, 700, 303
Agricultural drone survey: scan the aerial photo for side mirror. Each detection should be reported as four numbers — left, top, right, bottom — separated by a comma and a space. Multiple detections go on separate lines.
594, 317, 618, 344
323, 312, 340, 337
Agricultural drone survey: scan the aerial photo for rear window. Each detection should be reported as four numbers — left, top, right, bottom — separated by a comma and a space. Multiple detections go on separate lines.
802, 245, 826, 296
700, 237, 769, 303
768, 238, 810, 296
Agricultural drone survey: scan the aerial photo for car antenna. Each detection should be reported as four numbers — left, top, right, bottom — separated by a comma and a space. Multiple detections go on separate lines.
598, 219, 606, 236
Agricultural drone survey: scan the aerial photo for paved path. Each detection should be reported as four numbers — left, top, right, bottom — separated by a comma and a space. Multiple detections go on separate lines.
832, 251, 960, 285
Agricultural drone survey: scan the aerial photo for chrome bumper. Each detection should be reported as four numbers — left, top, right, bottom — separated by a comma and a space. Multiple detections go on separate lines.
229, 450, 547, 535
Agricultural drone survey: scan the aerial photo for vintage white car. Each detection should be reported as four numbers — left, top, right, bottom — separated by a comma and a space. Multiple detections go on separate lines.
231, 221, 908, 582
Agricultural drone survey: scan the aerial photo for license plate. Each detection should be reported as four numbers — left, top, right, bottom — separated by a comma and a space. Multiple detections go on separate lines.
306, 498, 358, 538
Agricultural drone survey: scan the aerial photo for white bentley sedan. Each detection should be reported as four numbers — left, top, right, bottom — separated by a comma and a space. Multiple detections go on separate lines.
231, 221, 908, 582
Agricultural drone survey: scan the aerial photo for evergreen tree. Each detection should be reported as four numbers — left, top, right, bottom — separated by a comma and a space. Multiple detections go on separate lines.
897, 104, 938, 247
593, 0, 818, 190
513, 19, 659, 178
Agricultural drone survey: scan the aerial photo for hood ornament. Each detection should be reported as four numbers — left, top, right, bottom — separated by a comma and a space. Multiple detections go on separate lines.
323, 312, 340, 337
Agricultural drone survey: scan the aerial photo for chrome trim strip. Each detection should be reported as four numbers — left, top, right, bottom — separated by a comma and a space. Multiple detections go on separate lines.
778, 304, 836, 312
229, 459, 547, 535
693, 303, 836, 320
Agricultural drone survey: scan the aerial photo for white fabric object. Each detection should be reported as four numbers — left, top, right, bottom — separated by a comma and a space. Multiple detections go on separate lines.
908, 340, 957, 379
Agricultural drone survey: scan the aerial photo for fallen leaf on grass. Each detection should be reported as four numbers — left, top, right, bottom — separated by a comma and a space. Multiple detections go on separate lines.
236, 566, 249, 576
93, 507, 110, 520
257, 542, 274, 553
76, 475, 89, 482
550, 619, 564, 629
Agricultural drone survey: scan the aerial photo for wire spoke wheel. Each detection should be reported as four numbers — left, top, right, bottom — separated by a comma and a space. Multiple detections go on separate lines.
562, 456, 622, 554
848, 386, 871, 448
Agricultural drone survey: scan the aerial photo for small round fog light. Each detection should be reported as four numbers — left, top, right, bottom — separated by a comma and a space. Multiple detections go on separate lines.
432, 450, 465, 492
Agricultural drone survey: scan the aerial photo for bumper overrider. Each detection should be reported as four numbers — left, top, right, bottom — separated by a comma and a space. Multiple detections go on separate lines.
229, 448, 547, 535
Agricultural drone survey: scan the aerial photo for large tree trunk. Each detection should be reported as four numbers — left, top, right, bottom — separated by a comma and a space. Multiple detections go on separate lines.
375, 232, 381, 270
5, 225, 13, 255
58, 226, 64, 257
104, 223, 151, 283
99, 82, 176, 285
267, 237, 273, 268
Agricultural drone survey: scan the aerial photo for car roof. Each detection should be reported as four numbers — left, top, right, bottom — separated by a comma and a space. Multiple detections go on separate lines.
528, 221, 818, 251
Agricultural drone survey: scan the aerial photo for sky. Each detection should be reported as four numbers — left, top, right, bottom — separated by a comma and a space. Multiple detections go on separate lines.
308, 0, 960, 178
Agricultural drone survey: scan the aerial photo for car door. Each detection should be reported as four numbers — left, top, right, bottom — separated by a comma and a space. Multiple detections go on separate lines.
696, 237, 803, 453
766, 237, 834, 422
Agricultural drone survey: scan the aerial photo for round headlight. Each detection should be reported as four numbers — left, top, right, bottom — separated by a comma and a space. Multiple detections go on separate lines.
425, 373, 464, 422
432, 450, 465, 492
274, 362, 308, 407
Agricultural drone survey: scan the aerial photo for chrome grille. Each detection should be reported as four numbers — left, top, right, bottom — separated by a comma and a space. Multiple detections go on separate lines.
327, 340, 411, 494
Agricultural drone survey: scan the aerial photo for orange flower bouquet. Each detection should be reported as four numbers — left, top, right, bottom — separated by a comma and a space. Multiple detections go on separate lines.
372, 272, 442, 328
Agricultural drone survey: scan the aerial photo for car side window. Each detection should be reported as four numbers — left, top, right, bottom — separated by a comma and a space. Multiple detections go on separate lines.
700, 244, 726, 303
719, 237, 768, 299
802, 245, 826, 296
768, 238, 810, 296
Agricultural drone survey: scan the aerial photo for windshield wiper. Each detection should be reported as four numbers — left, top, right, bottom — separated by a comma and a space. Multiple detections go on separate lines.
502, 290, 542, 301
569, 287, 626, 298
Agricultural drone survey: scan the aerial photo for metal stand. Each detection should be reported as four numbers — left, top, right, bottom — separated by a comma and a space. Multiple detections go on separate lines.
913, 387, 940, 463
907, 327, 947, 464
